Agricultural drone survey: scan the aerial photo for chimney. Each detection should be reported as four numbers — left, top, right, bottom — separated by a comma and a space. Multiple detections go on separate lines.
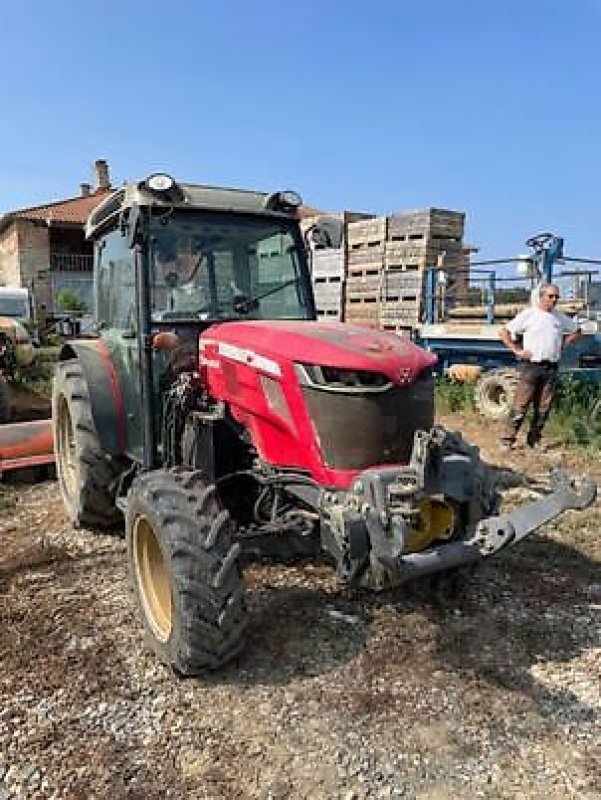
80, 182, 91, 197
94, 159, 111, 191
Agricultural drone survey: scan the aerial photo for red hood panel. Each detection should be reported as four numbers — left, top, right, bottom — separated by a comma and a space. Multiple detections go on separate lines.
201, 320, 436, 382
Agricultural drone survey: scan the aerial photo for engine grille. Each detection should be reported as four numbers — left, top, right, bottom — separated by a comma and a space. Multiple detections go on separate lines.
301, 372, 434, 470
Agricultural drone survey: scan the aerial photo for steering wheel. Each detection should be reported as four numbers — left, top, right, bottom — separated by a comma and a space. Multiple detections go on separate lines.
525, 232, 556, 251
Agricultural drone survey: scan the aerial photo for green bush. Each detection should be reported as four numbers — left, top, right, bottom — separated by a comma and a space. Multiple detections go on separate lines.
435, 372, 600, 451
435, 376, 476, 413
548, 376, 601, 449
56, 288, 87, 314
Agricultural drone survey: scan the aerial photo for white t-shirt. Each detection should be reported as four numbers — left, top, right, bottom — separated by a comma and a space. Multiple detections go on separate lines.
505, 307, 577, 363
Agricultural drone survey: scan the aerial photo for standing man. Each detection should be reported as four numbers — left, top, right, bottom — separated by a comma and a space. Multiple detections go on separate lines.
499, 284, 580, 450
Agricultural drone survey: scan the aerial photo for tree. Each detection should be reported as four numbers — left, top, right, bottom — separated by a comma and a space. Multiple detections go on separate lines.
56, 288, 87, 315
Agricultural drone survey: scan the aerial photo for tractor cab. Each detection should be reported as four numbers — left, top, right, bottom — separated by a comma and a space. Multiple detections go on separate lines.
84, 175, 317, 463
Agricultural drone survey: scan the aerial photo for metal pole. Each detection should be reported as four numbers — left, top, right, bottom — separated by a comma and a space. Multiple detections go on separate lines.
425, 269, 436, 324
486, 271, 495, 325
135, 232, 157, 471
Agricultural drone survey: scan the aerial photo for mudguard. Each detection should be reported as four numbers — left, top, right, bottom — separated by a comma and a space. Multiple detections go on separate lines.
59, 340, 127, 456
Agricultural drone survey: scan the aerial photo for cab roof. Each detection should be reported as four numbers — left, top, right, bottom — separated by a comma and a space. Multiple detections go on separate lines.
86, 179, 299, 240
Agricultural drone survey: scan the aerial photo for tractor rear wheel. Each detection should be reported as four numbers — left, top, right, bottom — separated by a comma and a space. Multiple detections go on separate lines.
126, 468, 248, 674
474, 368, 519, 419
52, 360, 123, 528
0, 376, 10, 424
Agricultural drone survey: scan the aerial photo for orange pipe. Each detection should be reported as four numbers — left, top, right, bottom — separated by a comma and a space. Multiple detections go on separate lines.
0, 419, 55, 472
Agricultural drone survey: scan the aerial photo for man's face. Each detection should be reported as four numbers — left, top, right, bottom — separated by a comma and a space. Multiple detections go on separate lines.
539, 286, 560, 311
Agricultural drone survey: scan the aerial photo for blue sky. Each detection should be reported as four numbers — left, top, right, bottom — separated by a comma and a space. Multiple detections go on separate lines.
1, 0, 600, 262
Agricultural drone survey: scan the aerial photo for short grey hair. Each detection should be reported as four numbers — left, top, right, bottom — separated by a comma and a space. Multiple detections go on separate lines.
539, 283, 560, 297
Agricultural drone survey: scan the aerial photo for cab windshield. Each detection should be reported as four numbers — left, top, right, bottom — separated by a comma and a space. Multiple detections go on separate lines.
149, 211, 312, 322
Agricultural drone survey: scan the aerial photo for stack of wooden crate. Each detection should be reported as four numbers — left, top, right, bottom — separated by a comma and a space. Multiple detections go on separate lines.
304, 207, 466, 331
344, 217, 387, 327
302, 211, 372, 321
311, 248, 347, 320
380, 208, 465, 332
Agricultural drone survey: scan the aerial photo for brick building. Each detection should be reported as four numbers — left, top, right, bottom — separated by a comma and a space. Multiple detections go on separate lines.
0, 160, 112, 324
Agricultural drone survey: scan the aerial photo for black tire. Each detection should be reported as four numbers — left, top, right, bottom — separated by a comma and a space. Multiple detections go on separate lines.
52, 359, 123, 528
125, 468, 248, 674
0, 376, 11, 424
474, 368, 519, 420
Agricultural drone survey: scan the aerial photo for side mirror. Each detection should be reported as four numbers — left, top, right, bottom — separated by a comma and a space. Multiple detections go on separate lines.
309, 217, 344, 250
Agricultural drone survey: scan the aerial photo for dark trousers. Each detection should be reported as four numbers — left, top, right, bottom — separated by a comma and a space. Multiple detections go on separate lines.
502, 362, 559, 446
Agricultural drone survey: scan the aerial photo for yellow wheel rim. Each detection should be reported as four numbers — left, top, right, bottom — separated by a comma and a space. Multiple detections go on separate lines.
132, 515, 172, 642
56, 395, 78, 502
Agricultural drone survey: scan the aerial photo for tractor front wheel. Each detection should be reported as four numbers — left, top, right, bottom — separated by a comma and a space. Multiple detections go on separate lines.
52, 360, 123, 528
126, 469, 248, 674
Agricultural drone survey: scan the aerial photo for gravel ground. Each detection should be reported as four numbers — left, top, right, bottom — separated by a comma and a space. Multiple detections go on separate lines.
0, 412, 599, 800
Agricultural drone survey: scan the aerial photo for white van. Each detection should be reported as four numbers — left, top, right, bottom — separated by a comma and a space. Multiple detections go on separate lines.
0, 287, 34, 324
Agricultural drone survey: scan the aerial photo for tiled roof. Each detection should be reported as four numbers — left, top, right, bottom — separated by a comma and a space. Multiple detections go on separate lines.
2, 189, 112, 227
297, 204, 323, 219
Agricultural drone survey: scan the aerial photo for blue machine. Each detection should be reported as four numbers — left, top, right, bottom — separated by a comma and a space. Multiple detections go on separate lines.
415, 233, 601, 415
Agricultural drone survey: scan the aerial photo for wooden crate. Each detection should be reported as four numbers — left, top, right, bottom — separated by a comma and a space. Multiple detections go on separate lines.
311, 248, 346, 279
381, 269, 423, 297
381, 323, 413, 337
346, 265, 382, 297
380, 300, 420, 325
380, 298, 420, 315
314, 275, 344, 321
316, 307, 342, 321
347, 216, 387, 247
387, 208, 464, 242
345, 296, 380, 324
348, 249, 385, 270
313, 283, 344, 308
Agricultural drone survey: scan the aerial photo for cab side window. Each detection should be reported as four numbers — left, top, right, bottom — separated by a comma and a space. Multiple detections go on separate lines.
96, 229, 135, 329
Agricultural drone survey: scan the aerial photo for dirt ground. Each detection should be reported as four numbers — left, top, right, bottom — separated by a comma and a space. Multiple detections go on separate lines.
0, 412, 599, 800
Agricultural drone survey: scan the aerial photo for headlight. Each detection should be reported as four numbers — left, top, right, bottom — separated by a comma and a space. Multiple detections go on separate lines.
295, 363, 393, 392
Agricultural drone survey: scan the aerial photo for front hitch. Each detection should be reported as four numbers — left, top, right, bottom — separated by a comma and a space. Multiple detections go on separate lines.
377, 469, 597, 585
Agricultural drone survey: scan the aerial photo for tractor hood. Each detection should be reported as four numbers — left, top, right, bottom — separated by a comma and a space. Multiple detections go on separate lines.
201, 320, 437, 384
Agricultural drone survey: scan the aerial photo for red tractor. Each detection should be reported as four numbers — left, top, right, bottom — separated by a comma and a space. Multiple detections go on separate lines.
52, 175, 596, 674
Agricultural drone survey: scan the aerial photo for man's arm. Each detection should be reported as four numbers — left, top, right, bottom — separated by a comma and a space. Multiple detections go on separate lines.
560, 313, 581, 349
500, 313, 532, 360
563, 330, 581, 348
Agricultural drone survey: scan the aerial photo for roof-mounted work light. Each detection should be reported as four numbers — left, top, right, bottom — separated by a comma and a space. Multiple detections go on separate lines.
145, 173, 176, 193
264, 190, 303, 212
